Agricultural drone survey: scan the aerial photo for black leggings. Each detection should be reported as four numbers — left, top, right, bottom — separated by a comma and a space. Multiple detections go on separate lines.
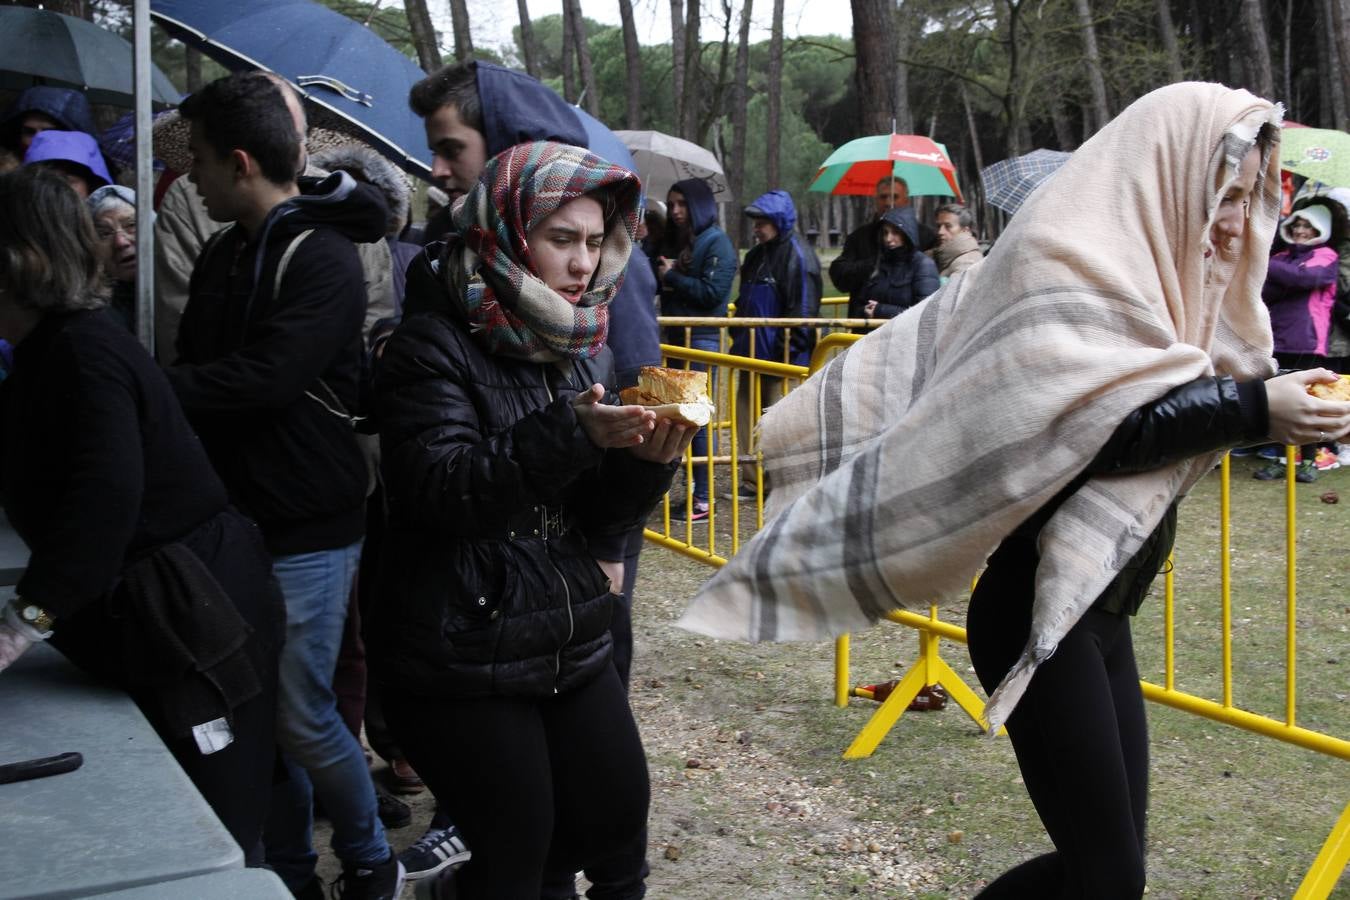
383, 665, 649, 900
966, 540, 1149, 899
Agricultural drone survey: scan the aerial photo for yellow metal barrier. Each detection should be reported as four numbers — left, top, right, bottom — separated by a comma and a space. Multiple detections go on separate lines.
644, 327, 1348, 897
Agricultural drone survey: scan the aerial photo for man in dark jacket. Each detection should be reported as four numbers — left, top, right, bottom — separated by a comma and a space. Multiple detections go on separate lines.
403, 60, 663, 894
830, 175, 937, 319
657, 177, 736, 521
166, 72, 401, 900
731, 190, 823, 486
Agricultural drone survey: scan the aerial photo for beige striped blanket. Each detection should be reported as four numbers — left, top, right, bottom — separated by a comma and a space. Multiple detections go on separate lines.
679, 83, 1282, 730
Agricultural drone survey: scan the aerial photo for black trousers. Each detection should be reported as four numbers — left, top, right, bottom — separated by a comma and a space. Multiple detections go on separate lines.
966, 539, 1149, 899
384, 665, 649, 900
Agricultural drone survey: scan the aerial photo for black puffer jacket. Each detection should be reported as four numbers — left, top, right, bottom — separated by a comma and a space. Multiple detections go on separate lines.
369, 277, 677, 698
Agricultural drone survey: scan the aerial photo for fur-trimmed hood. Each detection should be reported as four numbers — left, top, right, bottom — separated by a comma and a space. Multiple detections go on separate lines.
309, 142, 411, 236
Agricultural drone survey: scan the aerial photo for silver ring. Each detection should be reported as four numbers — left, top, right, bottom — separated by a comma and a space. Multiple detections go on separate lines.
1319, 431, 1327, 443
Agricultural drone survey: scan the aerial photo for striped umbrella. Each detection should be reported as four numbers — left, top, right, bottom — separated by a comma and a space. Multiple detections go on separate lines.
808, 134, 961, 199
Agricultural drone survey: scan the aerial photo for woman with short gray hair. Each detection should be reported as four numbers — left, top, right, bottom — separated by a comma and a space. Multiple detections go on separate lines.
87, 184, 144, 330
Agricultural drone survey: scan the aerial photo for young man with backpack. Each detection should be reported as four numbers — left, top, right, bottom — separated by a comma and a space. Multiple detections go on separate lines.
166, 71, 400, 900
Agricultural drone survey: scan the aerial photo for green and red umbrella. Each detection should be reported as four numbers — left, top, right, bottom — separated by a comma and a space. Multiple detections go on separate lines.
808, 133, 962, 199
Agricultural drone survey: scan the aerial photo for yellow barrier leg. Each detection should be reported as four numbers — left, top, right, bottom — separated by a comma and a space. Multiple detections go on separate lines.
1294, 798, 1350, 900
843, 662, 928, 759
834, 634, 850, 708
844, 621, 1005, 758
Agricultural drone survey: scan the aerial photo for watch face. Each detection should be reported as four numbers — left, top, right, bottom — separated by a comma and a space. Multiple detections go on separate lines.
20, 605, 40, 622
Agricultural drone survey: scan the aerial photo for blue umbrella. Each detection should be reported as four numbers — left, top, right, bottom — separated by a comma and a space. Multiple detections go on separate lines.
150, 0, 431, 178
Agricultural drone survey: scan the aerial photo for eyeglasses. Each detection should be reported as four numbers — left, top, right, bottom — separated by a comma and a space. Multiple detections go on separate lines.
95, 220, 137, 241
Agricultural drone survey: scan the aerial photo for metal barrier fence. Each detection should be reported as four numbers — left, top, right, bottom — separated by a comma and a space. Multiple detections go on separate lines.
644, 325, 1348, 899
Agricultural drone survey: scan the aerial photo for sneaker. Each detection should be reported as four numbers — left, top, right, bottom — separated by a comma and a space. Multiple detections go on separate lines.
376, 788, 411, 829
388, 758, 425, 795
399, 823, 472, 882
331, 853, 404, 900
669, 498, 710, 522
1256, 445, 1281, 460
1252, 461, 1286, 481
1296, 460, 1318, 483
1314, 447, 1341, 471
1228, 446, 1256, 457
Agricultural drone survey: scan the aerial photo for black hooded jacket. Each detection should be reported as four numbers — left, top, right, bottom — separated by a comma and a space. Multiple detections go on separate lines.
167, 172, 388, 555
862, 206, 940, 319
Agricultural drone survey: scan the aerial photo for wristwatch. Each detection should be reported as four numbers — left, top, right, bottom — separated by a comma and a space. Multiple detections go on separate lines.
9, 598, 55, 636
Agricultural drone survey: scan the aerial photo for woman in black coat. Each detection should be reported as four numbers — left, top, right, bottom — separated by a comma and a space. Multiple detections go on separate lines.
0, 168, 284, 864
859, 205, 940, 321
371, 141, 693, 900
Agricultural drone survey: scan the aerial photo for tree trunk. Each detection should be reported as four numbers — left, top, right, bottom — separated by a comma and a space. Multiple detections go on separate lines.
184, 46, 203, 94
404, 0, 443, 72
1046, 83, 1076, 150
671, 0, 687, 135
766, 0, 784, 187
1333, 0, 1350, 128
1319, 0, 1347, 127
517, 0, 543, 79
851, 0, 897, 135
1072, 0, 1111, 131
729, 0, 753, 247
960, 86, 989, 233
566, 0, 600, 114
681, 0, 702, 140
893, 0, 916, 134
1283, 0, 1294, 110
1239, 0, 1275, 100
561, 0, 577, 102
617, 0, 643, 128
447, 0, 474, 61
1155, 0, 1184, 82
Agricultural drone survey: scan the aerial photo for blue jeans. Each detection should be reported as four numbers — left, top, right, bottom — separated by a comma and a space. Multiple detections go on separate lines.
665, 330, 719, 501
264, 541, 387, 888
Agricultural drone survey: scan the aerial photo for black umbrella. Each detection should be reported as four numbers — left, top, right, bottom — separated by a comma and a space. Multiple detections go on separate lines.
0, 6, 179, 108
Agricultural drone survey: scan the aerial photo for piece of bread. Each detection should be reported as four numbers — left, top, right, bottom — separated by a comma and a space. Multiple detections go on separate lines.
638, 366, 710, 404
620, 366, 715, 426
1308, 374, 1350, 401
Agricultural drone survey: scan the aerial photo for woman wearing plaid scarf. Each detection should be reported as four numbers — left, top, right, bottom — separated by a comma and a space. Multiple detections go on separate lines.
371, 141, 694, 899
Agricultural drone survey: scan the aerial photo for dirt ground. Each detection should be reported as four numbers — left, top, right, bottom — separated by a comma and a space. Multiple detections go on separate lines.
315, 467, 1350, 899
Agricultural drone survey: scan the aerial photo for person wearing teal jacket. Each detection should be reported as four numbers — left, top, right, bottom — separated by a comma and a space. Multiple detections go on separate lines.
657, 177, 736, 521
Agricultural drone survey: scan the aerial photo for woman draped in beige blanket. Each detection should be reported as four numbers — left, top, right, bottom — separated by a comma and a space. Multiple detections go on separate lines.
679, 84, 1350, 896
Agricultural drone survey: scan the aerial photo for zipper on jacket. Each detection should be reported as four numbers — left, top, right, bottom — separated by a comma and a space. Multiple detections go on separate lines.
540, 365, 574, 692
550, 551, 574, 694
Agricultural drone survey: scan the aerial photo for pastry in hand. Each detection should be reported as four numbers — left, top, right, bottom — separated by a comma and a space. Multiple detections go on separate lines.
619, 366, 716, 426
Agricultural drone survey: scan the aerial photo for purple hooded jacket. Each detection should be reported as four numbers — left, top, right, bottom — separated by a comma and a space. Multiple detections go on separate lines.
1262, 242, 1338, 356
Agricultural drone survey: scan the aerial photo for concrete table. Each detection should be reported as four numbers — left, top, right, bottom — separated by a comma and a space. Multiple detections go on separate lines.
86, 868, 291, 898
0, 511, 27, 587
0, 643, 243, 898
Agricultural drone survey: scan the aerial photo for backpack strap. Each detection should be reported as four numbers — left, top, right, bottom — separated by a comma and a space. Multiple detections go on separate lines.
274, 229, 365, 428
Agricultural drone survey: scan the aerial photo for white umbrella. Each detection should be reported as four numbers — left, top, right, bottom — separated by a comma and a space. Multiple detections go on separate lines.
614, 129, 726, 200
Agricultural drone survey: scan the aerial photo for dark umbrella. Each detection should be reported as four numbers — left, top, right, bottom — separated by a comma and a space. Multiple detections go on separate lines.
150, 0, 432, 178
979, 149, 1072, 216
0, 6, 179, 107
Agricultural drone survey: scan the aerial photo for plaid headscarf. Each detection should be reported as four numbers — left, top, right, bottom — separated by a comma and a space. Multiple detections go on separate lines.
447, 141, 640, 361
679, 83, 1282, 731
